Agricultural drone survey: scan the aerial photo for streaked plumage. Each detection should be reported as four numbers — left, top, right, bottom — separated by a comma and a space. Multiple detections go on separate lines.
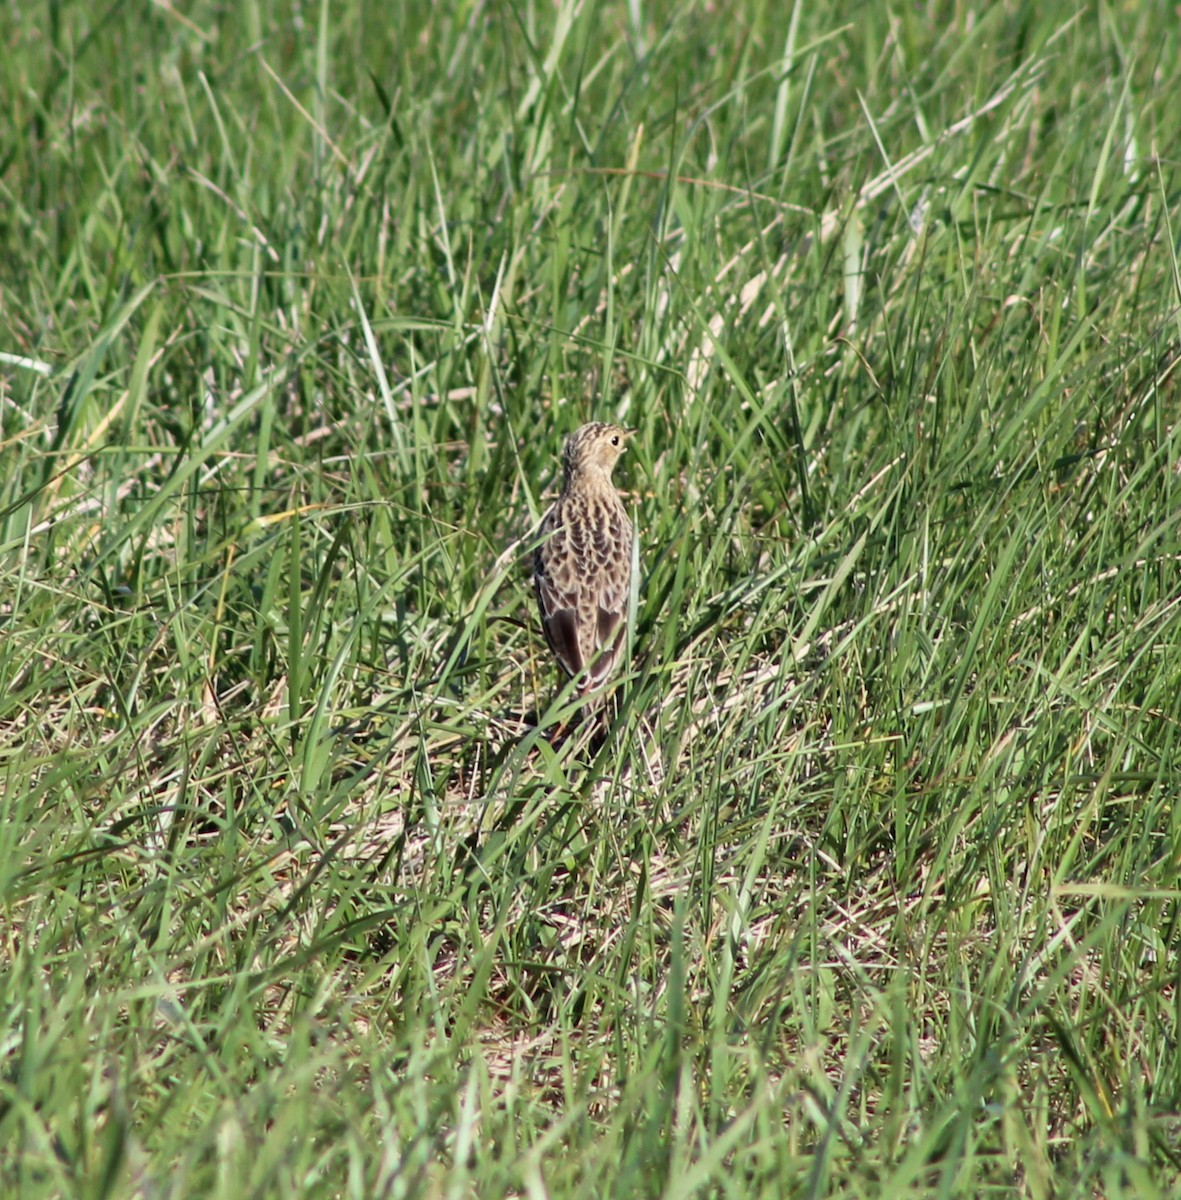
533, 423, 634, 698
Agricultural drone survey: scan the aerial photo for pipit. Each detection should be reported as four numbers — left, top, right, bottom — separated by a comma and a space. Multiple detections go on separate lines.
534, 422, 635, 702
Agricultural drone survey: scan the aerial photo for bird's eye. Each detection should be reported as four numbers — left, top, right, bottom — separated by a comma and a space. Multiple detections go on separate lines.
611, 435, 620, 446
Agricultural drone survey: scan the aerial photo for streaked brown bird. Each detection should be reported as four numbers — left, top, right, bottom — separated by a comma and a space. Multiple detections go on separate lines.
533, 422, 635, 701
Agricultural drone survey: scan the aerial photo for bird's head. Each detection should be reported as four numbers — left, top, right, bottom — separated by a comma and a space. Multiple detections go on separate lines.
562, 422, 635, 482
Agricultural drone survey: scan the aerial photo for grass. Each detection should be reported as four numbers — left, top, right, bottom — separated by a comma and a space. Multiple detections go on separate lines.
2, 0, 1181, 1195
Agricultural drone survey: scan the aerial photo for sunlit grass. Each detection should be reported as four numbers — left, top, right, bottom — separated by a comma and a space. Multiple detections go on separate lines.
2, 1, 1180, 1196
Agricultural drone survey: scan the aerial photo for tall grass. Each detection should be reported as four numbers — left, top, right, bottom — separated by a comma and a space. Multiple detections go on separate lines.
2, 1, 1180, 1195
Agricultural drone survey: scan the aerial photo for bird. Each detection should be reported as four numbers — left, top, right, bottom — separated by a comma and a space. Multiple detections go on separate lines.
533, 422, 635, 704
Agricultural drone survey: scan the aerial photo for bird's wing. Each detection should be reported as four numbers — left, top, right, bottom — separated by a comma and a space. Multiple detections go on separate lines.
584, 520, 632, 687
535, 568, 583, 679
534, 511, 584, 679
584, 603, 624, 690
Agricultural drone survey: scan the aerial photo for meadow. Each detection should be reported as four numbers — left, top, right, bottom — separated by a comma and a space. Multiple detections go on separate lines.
2, 1, 1180, 1195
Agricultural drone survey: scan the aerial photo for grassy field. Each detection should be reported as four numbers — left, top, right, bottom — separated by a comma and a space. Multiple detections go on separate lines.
3, 0, 1181, 1195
